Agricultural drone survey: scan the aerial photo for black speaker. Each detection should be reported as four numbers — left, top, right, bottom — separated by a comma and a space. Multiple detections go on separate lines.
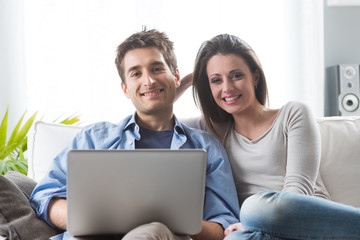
325, 64, 360, 116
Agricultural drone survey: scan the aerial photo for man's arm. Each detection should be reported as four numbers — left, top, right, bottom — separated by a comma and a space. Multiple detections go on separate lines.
191, 221, 224, 240
186, 131, 240, 237
48, 198, 67, 230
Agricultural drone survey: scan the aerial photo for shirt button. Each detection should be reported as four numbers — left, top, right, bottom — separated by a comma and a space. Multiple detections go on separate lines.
128, 140, 133, 145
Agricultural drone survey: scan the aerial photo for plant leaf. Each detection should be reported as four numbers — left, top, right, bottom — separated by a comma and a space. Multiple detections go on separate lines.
7, 111, 25, 147
0, 150, 28, 175
1, 109, 80, 175
0, 107, 9, 148
0, 160, 5, 175
1, 111, 37, 161
21, 138, 28, 153
13, 112, 37, 148
58, 115, 81, 125
14, 151, 28, 175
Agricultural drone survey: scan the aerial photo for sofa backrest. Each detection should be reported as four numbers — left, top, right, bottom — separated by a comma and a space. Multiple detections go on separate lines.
27, 117, 360, 207
27, 121, 82, 182
317, 116, 360, 207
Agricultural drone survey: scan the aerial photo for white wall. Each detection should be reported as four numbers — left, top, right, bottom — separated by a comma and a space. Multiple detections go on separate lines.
1, 0, 326, 128
324, 1, 360, 67
0, 0, 27, 130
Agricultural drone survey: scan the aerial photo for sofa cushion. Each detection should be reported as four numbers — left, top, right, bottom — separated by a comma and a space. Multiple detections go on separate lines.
28, 121, 82, 182
0, 171, 59, 239
317, 116, 360, 207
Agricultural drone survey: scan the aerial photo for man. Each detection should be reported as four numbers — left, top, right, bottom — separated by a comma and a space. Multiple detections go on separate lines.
30, 29, 239, 240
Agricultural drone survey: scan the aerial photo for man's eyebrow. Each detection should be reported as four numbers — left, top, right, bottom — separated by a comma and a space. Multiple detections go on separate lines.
150, 61, 166, 67
126, 65, 140, 75
126, 61, 167, 76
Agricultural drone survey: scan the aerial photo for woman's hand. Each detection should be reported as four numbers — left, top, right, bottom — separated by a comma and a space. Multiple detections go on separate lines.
224, 223, 244, 237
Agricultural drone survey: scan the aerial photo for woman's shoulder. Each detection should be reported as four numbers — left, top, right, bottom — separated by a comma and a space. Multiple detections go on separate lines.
279, 101, 313, 118
281, 101, 310, 112
279, 101, 316, 126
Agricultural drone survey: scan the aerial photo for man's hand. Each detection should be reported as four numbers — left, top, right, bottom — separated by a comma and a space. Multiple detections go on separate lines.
48, 198, 67, 230
191, 220, 224, 240
224, 222, 244, 238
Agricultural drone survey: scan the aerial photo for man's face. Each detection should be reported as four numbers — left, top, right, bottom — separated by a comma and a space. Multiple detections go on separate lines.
121, 47, 180, 117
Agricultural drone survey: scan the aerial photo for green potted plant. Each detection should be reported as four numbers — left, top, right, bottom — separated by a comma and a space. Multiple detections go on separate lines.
0, 108, 37, 175
0, 107, 80, 175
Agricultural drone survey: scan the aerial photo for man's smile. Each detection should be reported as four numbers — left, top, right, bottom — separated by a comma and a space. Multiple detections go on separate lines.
141, 89, 163, 96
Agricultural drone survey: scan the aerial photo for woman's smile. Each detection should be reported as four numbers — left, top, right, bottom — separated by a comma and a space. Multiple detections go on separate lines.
223, 94, 242, 105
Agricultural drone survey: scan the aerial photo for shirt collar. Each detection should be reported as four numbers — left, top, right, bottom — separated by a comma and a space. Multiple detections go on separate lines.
123, 112, 185, 136
124, 113, 138, 131
173, 115, 186, 135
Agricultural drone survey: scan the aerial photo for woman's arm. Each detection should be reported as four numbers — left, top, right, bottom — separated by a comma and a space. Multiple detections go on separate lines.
175, 73, 193, 102
283, 102, 321, 195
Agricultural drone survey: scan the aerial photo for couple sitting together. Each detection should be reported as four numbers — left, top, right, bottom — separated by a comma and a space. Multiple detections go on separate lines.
30, 29, 360, 240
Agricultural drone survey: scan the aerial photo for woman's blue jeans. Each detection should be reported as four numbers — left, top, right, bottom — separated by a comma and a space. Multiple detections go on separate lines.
225, 191, 360, 240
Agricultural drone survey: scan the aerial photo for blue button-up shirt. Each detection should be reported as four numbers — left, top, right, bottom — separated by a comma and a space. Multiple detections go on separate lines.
30, 115, 240, 239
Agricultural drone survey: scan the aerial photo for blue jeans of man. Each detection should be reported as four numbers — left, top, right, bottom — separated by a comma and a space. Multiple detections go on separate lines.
225, 191, 360, 240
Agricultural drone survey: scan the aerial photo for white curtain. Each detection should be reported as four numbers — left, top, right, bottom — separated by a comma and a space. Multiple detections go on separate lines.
1, 0, 324, 125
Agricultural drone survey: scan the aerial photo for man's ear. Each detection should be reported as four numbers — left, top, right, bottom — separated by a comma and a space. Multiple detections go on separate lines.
121, 82, 130, 98
174, 69, 181, 88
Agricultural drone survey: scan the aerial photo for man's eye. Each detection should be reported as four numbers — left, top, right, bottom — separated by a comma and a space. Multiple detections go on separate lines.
131, 72, 140, 77
154, 67, 164, 72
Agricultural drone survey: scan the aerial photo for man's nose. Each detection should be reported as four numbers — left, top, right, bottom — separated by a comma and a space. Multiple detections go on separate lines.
143, 72, 155, 86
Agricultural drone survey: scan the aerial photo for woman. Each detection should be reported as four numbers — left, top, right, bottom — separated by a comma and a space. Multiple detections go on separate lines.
181, 34, 360, 239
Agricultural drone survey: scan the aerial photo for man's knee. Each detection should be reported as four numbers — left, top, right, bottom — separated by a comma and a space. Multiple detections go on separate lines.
122, 222, 176, 240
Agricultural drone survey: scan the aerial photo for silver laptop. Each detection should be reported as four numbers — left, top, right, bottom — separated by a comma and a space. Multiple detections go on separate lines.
67, 149, 207, 237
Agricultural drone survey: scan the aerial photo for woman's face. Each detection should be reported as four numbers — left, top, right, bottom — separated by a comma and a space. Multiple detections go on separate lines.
206, 54, 259, 115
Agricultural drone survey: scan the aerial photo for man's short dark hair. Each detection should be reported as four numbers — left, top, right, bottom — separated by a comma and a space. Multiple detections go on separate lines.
115, 29, 178, 83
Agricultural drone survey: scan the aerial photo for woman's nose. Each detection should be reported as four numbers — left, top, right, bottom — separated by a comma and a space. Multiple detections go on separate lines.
223, 78, 234, 92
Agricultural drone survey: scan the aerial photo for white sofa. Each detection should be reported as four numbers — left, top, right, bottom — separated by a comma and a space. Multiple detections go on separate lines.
27, 117, 360, 208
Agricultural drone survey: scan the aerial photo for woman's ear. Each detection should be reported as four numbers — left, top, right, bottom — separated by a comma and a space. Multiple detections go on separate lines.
254, 70, 260, 87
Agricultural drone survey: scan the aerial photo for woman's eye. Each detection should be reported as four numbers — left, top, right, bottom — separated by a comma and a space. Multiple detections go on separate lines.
210, 78, 221, 84
233, 73, 243, 79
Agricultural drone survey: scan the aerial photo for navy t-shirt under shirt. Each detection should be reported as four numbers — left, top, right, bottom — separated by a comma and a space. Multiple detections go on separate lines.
135, 126, 174, 149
